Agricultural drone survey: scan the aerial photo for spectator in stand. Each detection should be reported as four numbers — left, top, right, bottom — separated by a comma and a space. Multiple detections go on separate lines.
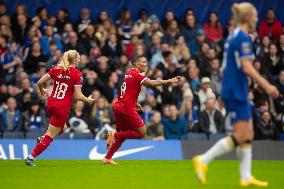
11, 4, 28, 28
47, 15, 58, 33
181, 13, 202, 48
261, 43, 284, 80
223, 16, 236, 39
12, 13, 30, 45
55, 8, 70, 33
143, 16, 163, 50
89, 97, 113, 137
256, 36, 270, 59
125, 34, 140, 59
141, 103, 153, 124
275, 69, 284, 95
23, 42, 48, 75
197, 77, 215, 110
172, 35, 190, 64
203, 12, 223, 43
0, 82, 9, 108
45, 41, 62, 69
163, 20, 180, 46
162, 104, 188, 139
179, 89, 199, 132
32, 7, 48, 33
0, 3, 6, 17
132, 9, 150, 36
76, 8, 92, 33
80, 24, 99, 54
102, 33, 123, 59
82, 70, 99, 97
278, 33, 284, 57
145, 111, 165, 140
0, 15, 13, 41
258, 9, 282, 41
161, 10, 176, 31
22, 100, 48, 133
254, 110, 279, 140
63, 31, 87, 55
68, 100, 94, 133
116, 9, 133, 44
100, 71, 119, 103
0, 97, 22, 133
147, 33, 161, 59
199, 97, 225, 134
210, 58, 222, 94
185, 60, 200, 91
40, 26, 63, 57
189, 29, 206, 57
61, 22, 74, 45
0, 35, 22, 82
97, 11, 109, 24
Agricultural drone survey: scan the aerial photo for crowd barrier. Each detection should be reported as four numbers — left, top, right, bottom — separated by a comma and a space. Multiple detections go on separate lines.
1, 139, 284, 160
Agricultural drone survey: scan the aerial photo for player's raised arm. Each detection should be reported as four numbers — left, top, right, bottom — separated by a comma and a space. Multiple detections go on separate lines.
242, 59, 279, 98
37, 73, 50, 97
142, 76, 181, 88
74, 85, 95, 105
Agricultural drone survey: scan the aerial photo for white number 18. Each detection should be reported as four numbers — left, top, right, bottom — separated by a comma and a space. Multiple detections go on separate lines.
53, 81, 68, 99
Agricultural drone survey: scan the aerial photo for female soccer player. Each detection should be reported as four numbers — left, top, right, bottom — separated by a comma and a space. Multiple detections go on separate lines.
25, 50, 95, 166
193, 3, 279, 187
103, 55, 181, 164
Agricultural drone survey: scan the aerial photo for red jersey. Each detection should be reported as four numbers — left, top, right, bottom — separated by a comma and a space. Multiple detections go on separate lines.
116, 68, 147, 115
47, 66, 82, 110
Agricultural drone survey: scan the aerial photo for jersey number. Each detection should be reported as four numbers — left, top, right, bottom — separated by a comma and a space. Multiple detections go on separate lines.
120, 82, 126, 98
53, 81, 68, 99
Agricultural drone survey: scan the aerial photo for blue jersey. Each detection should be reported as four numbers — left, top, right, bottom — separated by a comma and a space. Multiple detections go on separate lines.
221, 28, 255, 102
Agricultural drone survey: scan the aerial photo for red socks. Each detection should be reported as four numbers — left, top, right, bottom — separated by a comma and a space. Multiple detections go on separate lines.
105, 137, 125, 159
31, 135, 53, 158
114, 130, 143, 140
104, 130, 143, 159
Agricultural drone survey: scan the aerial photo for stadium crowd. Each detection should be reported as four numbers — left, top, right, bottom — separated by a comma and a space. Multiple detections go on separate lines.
0, 4, 283, 140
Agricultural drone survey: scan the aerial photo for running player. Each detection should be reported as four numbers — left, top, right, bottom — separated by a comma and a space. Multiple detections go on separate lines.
193, 3, 279, 187
103, 55, 181, 164
25, 50, 95, 166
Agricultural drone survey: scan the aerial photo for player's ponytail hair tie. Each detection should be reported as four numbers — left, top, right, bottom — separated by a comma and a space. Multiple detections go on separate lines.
231, 2, 256, 24
57, 50, 80, 71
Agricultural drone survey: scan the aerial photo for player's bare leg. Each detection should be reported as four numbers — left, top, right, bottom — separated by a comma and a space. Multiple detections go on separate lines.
106, 130, 115, 149
25, 124, 61, 166
36, 124, 67, 144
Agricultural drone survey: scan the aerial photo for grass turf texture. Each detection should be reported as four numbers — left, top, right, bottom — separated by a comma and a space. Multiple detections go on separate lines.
0, 160, 283, 189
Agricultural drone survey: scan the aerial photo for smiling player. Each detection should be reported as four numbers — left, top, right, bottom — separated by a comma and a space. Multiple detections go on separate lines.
103, 55, 181, 164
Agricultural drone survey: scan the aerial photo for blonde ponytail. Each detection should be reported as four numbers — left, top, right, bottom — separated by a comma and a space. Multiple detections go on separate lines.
57, 50, 80, 71
231, 2, 256, 24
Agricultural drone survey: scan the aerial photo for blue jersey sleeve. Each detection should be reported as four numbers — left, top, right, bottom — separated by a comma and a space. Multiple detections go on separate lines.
236, 34, 254, 59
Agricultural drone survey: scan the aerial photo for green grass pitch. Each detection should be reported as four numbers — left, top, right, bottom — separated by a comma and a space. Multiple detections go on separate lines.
0, 160, 283, 189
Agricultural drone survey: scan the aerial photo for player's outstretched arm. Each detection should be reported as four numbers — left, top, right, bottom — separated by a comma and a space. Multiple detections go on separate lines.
37, 74, 50, 97
142, 76, 181, 88
242, 59, 279, 98
74, 86, 95, 105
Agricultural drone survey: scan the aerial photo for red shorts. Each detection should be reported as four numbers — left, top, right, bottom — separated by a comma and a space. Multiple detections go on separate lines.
46, 105, 70, 128
113, 104, 144, 131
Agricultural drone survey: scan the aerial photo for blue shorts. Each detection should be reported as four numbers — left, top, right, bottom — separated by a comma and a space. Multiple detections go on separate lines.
223, 98, 252, 124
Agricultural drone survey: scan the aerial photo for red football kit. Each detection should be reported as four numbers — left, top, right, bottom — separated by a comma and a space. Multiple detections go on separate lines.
113, 68, 147, 130
46, 66, 82, 128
